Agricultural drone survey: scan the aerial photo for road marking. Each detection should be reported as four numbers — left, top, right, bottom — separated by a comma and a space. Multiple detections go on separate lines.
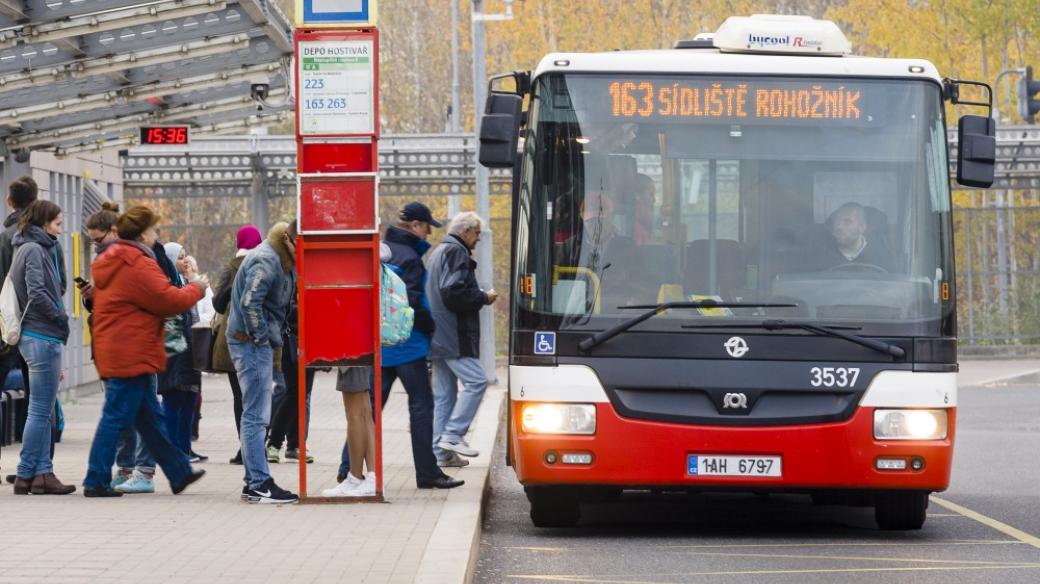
932, 496, 1040, 550
658, 539, 1019, 549
681, 550, 1026, 565
510, 564, 1040, 583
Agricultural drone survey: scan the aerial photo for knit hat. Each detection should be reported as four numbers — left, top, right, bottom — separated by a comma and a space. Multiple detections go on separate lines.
236, 224, 262, 250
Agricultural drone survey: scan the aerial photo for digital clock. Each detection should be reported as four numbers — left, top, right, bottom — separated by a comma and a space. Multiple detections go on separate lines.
139, 126, 190, 145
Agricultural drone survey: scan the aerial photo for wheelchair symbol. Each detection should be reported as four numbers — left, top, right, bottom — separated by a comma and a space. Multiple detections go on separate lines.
534, 332, 556, 355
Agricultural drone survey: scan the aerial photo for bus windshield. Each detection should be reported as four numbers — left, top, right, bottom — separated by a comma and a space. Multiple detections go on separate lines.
513, 73, 954, 335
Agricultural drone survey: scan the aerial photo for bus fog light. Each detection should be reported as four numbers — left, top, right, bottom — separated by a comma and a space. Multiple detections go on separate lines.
521, 403, 596, 435
876, 457, 907, 470
561, 452, 593, 465
873, 409, 947, 440
910, 457, 925, 471
544, 451, 558, 464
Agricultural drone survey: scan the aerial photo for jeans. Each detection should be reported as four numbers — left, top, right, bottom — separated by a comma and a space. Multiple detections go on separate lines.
84, 374, 191, 490
339, 439, 351, 478
229, 339, 274, 489
381, 358, 442, 483
269, 339, 315, 450
163, 391, 197, 455
16, 336, 62, 478
432, 357, 488, 458
116, 428, 156, 473
228, 371, 243, 436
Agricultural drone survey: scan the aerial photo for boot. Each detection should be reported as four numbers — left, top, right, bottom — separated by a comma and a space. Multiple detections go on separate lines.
30, 472, 76, 495
13, 476, 32, 495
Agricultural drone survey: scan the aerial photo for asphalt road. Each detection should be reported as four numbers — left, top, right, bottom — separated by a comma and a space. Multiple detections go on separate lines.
474, 377, 1040, 584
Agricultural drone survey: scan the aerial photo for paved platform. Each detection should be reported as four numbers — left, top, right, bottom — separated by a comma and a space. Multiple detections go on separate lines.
0, 370, 505, 584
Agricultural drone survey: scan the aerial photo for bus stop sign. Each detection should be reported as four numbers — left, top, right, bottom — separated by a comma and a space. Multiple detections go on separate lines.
296, 0, 377, 27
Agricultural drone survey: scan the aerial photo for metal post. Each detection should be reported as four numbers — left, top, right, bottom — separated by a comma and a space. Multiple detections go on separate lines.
472, 0, 496, 381
965, 208, 975, 344
448, 0, 462, 217
250, 153, 268, 231
995, 188, 1008, 320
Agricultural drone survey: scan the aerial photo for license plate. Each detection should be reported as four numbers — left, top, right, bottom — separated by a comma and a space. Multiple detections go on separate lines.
687, 455, 782, 477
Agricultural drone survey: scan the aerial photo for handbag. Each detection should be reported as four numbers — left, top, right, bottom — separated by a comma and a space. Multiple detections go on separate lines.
190, 323, 215, 372
164, 314, 188, 356
0, 246, 32, 353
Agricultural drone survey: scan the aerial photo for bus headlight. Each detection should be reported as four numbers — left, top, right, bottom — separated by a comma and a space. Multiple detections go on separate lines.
873, 409, 947, 440
521, 403, 596, 435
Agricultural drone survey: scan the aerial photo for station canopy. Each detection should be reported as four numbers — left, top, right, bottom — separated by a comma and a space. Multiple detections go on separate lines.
0, 0, 293, 156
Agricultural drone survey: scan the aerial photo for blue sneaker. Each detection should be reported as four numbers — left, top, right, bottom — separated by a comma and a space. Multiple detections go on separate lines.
115, 472, 155, 494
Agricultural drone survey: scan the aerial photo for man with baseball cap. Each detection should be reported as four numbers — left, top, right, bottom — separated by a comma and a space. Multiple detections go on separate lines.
349, 201, 462, 491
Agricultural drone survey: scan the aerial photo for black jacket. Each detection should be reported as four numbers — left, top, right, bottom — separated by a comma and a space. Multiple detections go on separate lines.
425, 235, 486, 359
156, 242, 200, 394
383, 226, 434, 335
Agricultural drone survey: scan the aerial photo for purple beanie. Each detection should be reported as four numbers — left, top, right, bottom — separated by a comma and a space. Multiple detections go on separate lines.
236, 225, 262, 250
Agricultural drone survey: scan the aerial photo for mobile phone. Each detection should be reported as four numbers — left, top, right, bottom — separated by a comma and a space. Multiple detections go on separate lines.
74, 277, 87, 286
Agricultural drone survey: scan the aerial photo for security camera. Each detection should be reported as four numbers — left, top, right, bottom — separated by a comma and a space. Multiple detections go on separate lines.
251, 83, 270, 102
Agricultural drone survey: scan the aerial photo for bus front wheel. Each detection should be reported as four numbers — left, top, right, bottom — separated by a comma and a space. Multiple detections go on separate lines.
874, 491, 929, 530
526, 487, 581, 528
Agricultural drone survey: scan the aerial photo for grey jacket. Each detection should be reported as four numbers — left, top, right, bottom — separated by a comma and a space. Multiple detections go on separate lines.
425, 235, 487, 360
9, 225, 69, 343
226, 240, 292, 348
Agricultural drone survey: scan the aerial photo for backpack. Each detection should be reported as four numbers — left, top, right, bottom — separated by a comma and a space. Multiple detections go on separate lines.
380, 264, 414, 346
0, 246, 31, 351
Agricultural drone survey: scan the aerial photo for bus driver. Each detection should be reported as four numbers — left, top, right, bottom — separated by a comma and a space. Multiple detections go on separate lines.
816, 202, 892, 271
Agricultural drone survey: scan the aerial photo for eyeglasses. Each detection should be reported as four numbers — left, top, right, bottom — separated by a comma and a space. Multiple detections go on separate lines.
91, 235, 107, 246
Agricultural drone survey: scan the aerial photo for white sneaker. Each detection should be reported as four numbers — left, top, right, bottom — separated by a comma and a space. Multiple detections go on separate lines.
437, 439, 479, 458
322, 473, 363, 497
346, 473, 377, 497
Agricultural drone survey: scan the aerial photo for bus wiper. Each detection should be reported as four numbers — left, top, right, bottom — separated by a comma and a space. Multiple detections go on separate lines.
682, 319, 906, 359
577, 301, 798, 352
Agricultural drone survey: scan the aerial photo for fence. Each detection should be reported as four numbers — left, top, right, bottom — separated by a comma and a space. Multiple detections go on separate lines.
955, 195, 1040, 346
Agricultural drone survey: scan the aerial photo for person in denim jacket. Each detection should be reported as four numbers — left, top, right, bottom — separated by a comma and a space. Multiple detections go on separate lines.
226, 221, 297, 504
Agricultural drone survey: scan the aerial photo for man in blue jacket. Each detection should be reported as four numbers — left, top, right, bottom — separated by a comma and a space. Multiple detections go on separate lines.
380, 202, 464, 490
227, 221, 298, 504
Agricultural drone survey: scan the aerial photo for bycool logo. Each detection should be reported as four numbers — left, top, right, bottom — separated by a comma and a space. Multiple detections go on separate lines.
724, 336, 749, 358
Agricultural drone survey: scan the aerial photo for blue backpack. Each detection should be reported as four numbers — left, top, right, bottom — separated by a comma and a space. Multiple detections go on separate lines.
380, 264, 414, 346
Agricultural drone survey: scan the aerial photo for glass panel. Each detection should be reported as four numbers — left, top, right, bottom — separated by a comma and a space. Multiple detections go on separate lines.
513, 74, 953, 333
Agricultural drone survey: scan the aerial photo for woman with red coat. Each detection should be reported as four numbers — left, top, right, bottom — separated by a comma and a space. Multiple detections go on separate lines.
82, 206, 209, 497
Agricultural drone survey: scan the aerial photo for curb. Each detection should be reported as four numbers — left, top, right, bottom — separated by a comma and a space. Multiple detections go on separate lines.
414, 385, 505, 584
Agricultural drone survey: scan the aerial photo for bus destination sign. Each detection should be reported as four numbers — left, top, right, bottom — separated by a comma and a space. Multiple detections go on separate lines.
606, 80, 863, 122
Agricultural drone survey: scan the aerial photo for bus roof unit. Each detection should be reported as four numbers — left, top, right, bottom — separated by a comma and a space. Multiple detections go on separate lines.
713, 14, 852, 56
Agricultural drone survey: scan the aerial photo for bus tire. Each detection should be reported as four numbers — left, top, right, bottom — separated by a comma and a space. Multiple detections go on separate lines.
874, 491, 928, 530
527, 487, 581, 528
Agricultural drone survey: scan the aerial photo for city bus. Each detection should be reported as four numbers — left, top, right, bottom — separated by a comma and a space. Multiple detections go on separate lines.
478, 14, 995, 529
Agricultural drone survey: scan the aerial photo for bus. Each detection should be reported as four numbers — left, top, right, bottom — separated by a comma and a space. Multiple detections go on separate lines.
478, 14, 995, 530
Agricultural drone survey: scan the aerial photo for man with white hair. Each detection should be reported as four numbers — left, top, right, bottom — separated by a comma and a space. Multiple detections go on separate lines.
425, 211, 498, 465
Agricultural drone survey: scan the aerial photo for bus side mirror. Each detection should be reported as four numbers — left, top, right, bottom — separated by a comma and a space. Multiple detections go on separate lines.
479, 92, 522, 169
956, 115, 995, 188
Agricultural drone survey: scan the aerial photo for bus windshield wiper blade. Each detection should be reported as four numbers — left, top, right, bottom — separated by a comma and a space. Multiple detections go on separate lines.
577, 301, 798, 352
683, 319, 905, 359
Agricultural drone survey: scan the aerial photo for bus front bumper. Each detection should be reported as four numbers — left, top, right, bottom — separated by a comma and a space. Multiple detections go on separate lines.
510, 402, 955, 491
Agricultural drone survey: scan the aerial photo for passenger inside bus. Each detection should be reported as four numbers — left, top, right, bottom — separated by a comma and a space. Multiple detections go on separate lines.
630, 173, 656, 245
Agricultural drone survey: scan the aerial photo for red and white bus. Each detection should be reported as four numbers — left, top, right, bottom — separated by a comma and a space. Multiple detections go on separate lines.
478, 14, 995, 529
